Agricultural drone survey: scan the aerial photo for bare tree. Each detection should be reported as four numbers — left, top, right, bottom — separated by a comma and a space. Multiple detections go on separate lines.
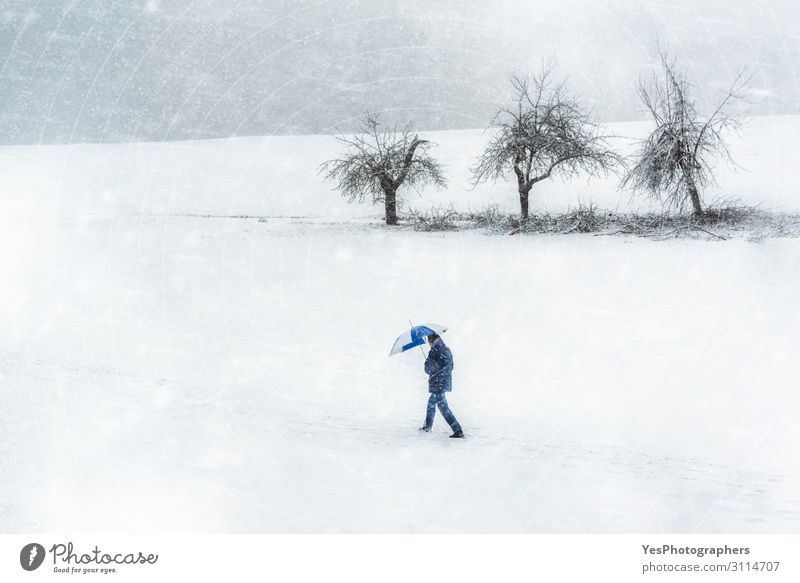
623, 50, 749, 216
472, 64, 622, 221
319, 114, 446, 225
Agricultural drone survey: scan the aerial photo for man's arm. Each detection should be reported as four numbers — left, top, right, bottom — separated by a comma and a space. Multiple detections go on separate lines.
424, 345, 442, 376
440, 345, 453, 371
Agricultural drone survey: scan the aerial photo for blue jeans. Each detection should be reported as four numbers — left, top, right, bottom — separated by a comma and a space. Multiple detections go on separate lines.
424, 393, 462, 432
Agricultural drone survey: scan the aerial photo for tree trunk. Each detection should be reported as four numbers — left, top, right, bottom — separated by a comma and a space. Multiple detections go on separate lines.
384, 188, 398, 225
683, 168, 703, 217
519, 187, 531, 221
514, 163, 532, 221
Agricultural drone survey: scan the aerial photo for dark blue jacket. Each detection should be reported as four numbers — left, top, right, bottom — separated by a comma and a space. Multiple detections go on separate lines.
424, 339, 454, 393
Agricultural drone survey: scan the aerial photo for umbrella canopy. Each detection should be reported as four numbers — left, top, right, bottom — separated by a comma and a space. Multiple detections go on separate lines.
389, 323, 448, 356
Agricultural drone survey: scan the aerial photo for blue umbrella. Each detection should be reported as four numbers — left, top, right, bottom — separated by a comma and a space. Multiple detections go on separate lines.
389, 323, 448, 356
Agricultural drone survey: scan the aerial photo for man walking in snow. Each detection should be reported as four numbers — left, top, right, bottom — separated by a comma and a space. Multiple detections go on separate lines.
419, 333, 464, 438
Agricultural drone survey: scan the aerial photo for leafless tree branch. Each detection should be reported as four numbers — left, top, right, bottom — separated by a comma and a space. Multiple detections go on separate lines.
622, 49, 749, 215
472, 63, 623, 220
319, 113, 447, 225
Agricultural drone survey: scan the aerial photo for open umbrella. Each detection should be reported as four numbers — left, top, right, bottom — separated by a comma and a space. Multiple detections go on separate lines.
389, 323, 448, 356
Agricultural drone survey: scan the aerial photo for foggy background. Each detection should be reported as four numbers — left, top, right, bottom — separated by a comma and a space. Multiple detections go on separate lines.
1, 0, 798, 145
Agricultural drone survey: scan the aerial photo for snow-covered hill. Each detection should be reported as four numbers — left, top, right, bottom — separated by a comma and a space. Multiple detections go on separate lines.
1, 118, 799, 532
2, 116, 800, 220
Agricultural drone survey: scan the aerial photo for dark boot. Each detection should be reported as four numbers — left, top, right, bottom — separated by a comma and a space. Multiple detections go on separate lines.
449, 429, 464, 438
419, 426, 431, 432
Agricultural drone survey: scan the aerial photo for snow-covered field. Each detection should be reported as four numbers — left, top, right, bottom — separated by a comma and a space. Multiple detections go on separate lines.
1, 117, 799, 533
2, 116, 799, 219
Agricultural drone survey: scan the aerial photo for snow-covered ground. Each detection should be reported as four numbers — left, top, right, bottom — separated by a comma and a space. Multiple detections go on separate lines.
1, 117, 799, 532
